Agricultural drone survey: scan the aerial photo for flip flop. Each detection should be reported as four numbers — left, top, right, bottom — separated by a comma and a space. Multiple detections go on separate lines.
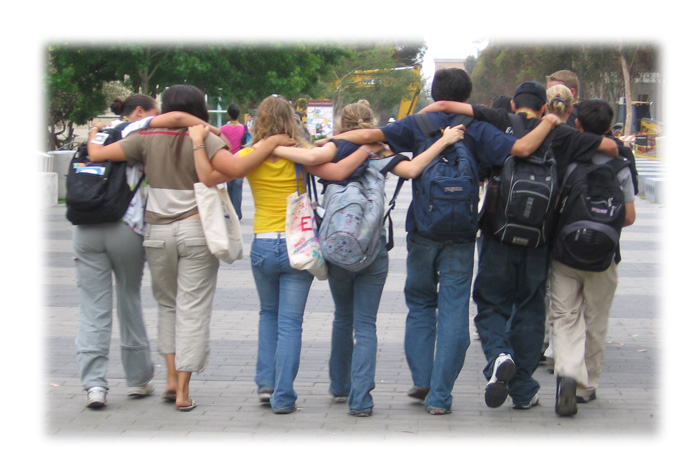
177, 399, 197, 412
162, 390, 176, 402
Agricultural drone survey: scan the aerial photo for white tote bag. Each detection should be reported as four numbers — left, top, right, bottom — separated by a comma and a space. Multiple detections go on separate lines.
194, 182, 243, 264
285, 167, 327, 280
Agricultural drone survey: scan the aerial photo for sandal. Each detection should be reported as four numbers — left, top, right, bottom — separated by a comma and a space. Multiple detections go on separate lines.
177, 399, 197, 412
162, 390, 176, 402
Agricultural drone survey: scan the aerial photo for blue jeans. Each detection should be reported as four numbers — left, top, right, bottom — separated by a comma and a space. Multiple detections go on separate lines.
473, 235, 548, 404
404, 232, 475, 411
227, 178, 243, 220
327, 242, 388, 413
250, 236, 314, 412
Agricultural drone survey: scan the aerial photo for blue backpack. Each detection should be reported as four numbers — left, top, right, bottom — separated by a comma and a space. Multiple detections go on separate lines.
317, 155, 407, 271
409, 113, 479, 241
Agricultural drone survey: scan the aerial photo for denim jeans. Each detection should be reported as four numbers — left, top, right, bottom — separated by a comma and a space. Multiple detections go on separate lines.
327, 241, 388, 413
73, 222, 153, 390
404, 232, 475, 411
473, 235, 548, 404
250, 236, 314, 412
226, 178, 243, 220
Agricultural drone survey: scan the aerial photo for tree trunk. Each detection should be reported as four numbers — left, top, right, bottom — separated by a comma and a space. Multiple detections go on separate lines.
619, 46, 634, 135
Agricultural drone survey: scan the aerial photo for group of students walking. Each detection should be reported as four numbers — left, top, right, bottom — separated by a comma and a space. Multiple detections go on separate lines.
72, 67, 635, 419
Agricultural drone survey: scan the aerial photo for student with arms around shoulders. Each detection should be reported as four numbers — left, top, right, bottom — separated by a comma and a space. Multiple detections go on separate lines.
75, 93, 159, 409
320, 68, 561, 415
270, 101, 466, 417
87, 85, 293, 412
420, 80, 619, 410
547, 99, 636, 417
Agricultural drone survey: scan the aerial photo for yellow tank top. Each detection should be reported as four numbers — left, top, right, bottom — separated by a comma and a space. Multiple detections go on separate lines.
239, 147, 306, 233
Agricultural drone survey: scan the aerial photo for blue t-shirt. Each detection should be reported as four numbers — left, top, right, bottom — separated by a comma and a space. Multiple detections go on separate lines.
379, 112, 517, 234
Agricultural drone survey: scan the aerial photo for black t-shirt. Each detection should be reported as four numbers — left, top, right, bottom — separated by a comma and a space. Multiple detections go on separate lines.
472, 105, 603, 183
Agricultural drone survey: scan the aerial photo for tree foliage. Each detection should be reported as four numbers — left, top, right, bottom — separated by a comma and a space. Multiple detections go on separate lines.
468, 42, 659, 112
47, 42, 425, 149
47, 43, 348, 149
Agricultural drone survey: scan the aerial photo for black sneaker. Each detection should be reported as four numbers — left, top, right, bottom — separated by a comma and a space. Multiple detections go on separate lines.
555, 376, 578, 417
576, 391, 597, 404
407, 386, 430, 401
485, 353, 515, 408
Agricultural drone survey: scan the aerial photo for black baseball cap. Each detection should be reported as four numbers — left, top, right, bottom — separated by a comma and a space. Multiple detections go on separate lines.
514, 81, 546, 102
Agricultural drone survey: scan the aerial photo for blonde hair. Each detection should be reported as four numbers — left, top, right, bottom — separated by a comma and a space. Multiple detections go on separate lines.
338, 102, 376, 134
546, 84, 574, 120
251, 95, 311, 148
546, 70, 579, 96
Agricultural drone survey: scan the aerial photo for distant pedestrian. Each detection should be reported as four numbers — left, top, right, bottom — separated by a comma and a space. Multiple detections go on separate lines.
221, 103, 246, 220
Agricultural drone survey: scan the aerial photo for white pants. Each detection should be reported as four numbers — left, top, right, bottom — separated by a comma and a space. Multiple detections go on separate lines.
143, 220, 219, 373
548, 259, 618, 398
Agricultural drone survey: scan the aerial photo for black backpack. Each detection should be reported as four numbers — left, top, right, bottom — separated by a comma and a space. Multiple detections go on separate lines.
65, 122, 145, 225
551, 156, 631, 272
481, 113, 558, 248
409, 113, 479, 241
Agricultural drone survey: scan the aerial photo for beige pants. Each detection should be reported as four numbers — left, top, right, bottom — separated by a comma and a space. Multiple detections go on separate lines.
548, 259, 618, 398
143, 220, 219, 373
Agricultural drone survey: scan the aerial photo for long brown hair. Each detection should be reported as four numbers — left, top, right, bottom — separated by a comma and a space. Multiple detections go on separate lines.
251, 95, 311, 148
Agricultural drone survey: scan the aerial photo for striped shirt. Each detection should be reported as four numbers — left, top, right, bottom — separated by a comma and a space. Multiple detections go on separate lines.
119, 128, 227, 225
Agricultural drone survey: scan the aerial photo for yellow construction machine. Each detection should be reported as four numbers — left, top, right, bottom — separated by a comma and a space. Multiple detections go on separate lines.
612, 100, 663, 156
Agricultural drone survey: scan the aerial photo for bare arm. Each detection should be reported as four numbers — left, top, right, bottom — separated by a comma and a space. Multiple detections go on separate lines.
418, 101, 474, 116
189, 125, 295, 186
599, 137, 619, 157
315, 128, 386, 147
305, 143, 384, 181
510, 114, 561, 157
150, 112, 221, 135
272, 142, 337, 166
86, 127, 127, 162
390, 125, 465, 179
623, 201, 636, 227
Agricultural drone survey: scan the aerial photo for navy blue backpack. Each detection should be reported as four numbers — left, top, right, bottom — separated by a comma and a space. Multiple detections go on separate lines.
409, 113, 479, 241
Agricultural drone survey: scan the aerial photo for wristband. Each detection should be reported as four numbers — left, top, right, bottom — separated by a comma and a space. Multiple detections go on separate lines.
193, 145, 206, 151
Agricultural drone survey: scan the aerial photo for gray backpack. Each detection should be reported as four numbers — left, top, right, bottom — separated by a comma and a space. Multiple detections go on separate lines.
318, 155, 406, 271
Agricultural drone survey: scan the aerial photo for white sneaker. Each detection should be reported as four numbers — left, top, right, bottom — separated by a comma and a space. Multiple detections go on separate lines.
86, 386, 107, 408
513, 394, 540, 410
484, 353, 515, 408
127, 383, 155, 398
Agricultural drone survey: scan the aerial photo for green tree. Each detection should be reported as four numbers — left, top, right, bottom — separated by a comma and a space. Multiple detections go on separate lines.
47, 44, 349, 148
321, 42, 426, 124
468, 42, 659, 117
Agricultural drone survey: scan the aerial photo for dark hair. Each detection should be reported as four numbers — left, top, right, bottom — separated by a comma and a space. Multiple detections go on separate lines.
161, 85, 209, 158
111, 93, 157, 117
431, 68, 472, 102
162, 84, 209, 121
576, 99, 614, 135
513, 93, 545, 112
491, 95, 513, 113
227, 103, 240, 121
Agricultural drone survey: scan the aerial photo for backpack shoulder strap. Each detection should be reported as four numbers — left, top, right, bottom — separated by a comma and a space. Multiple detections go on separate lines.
377, 153, 410, 176
604, 156, 632, 174
507, 113, 526, 137
413, 113, 440, 139
450, 114, 474, 129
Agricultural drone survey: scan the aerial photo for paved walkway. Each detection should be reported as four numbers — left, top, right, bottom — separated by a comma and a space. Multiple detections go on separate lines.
38, 176, 665, 462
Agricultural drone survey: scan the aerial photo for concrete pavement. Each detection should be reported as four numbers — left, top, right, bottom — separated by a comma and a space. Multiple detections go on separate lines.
38, 174, 664, 460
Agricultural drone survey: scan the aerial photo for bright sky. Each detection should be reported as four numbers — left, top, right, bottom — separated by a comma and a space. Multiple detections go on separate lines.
421, 37, 488, 83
